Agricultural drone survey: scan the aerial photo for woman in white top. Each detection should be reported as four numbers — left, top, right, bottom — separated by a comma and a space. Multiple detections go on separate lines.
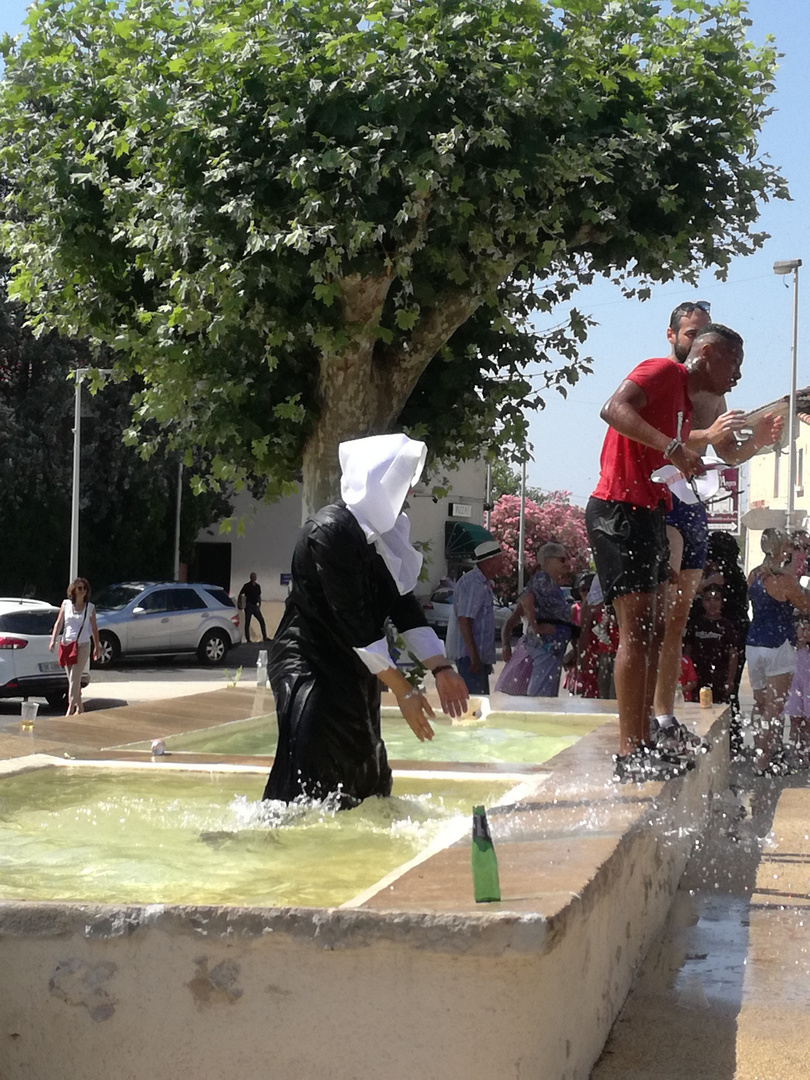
48, 577, 101, 715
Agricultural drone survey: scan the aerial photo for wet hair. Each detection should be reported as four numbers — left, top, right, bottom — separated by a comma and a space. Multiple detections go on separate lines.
574, 572, 595, 595
761, 527, 790, 556
761, 528, 794, 574
691, 322, 743, 355
707, 531, 741, 566
67, 577, 91, 603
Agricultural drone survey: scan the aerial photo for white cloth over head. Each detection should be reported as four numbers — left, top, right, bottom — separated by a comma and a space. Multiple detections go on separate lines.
339, 433, 427, 596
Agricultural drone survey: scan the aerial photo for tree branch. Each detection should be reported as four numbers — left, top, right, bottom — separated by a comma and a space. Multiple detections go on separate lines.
338, 271, 393, 328
381, 254, 523, 421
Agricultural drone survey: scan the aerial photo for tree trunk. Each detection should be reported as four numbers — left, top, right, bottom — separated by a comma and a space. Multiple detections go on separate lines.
299, 259, 518, 520
300, 366, 397, 519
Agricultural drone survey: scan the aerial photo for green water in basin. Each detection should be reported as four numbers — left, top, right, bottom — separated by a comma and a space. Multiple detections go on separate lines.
121, 710, 602, 764
0, 767, 517, 907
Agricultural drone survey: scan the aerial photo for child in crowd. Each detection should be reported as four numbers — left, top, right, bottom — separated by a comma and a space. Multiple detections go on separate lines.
685, 584, 738, 704
577, 574, 618, 700
786, 613, 810, 769
698, 532, 750, 713
592, 605, 619, 700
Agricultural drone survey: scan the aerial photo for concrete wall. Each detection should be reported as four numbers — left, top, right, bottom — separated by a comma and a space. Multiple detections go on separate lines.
0, 708, 730, 1080
0, 885, 672, 1080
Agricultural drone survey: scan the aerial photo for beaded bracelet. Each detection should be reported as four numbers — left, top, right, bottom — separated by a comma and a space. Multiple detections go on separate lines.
400, 687, 422, 701
664, 437, 682, 460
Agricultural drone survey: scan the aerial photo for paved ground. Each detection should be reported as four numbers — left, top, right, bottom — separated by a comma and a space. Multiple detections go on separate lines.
0, 641, 270, 716
591, 765, 810, 1080
1, 642, 506, 715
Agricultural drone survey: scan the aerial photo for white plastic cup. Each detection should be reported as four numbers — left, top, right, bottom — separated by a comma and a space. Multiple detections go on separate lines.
257, 649, 268, 688
20, 700, 39, 730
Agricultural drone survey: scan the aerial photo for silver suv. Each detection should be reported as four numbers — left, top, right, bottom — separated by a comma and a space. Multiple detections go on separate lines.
0, 598, 89, 710
93, 582, 240, 667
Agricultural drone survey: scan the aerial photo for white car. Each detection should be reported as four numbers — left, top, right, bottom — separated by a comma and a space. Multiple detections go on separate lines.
93, 582, 241, 667
0, 597, 87, 710
421, 588, 514, 640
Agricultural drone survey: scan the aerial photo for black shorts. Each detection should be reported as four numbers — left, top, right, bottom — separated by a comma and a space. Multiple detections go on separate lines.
586, 497, 670, 604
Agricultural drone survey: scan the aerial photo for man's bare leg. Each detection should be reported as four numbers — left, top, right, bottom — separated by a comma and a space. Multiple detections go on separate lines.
654, 567, 704, 717
667, 524, 684, 577
612, 583, 668, 754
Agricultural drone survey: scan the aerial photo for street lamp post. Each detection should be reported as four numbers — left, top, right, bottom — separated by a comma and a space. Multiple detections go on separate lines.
517, 456, 527, 594
773, 258, 802, 525
173, 459, 183, 581
69, 369, 87, 583
70, 367, 112, 582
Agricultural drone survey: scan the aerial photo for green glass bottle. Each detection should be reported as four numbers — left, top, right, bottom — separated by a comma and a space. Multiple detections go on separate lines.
471, 805, 501, 903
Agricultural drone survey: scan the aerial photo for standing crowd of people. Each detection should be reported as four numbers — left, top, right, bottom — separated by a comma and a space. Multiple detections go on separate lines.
51, 299, 795, 803
78, 300, 781, 806
444, 299, 797, 785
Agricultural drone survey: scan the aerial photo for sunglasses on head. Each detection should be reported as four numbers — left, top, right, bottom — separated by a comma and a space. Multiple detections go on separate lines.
682, 300, 711, 314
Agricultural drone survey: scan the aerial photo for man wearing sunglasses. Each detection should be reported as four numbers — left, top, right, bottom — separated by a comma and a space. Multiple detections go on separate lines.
652, 302, 783, 756
586, 322, 748, 781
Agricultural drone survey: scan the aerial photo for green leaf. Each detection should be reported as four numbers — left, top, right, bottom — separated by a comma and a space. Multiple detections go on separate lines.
0, 0, 786, 511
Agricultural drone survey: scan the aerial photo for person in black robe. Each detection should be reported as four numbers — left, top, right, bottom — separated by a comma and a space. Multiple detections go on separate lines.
263, 434, 469, 807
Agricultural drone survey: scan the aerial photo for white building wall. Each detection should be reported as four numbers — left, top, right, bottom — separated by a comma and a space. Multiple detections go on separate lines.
194, 458, 489, 636
744, 418, 810, 573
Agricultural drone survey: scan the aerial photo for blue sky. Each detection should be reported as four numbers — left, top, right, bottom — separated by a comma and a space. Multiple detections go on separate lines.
2, 0, 807, 504
518, 0, 810, 504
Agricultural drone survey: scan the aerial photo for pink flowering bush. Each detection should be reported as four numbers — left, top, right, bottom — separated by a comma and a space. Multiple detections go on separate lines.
490, 492, 590, 602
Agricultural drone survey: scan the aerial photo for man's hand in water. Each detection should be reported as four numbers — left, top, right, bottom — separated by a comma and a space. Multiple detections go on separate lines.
434, 667, 469, 718
398, 689, 435, 742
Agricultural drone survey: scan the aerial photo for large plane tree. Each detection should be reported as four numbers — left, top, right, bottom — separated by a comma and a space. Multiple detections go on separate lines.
0, 0, 786, 514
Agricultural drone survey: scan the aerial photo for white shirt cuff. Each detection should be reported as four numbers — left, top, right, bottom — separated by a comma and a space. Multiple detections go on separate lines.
400, 626, 445, 662
353, 637, 395, 674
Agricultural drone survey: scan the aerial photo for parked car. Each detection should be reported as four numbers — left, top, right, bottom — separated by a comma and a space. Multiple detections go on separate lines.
421, 588, 514, 640
92, 582, 241, 667
0, 597, 88, 710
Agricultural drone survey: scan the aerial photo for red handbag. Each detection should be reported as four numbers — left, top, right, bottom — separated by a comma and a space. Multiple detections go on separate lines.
58, 602, 89, 667
58, 641, 79, 667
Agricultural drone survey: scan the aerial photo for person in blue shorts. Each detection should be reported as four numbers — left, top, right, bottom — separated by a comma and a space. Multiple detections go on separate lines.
652, 302, 783, 753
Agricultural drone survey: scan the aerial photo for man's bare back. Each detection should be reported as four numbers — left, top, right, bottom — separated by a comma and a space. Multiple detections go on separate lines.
690, 389, 726, 434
